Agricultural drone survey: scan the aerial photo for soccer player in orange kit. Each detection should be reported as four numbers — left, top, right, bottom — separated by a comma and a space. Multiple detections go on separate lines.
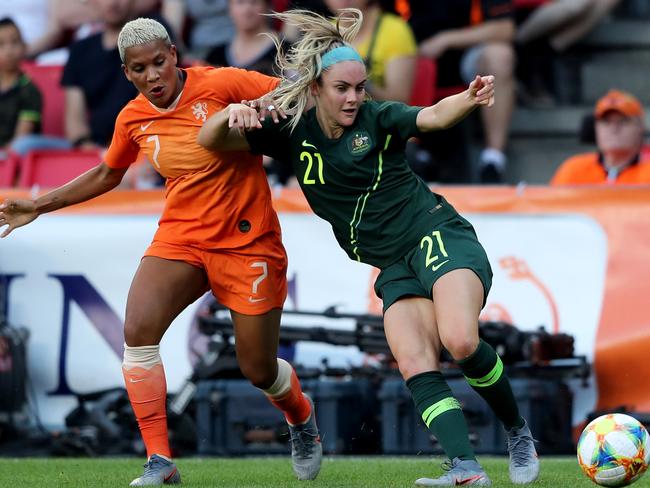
0, 18, 322, 486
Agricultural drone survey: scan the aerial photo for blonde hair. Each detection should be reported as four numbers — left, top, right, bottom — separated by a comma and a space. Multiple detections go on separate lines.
269, 8, 363, 131
118, 17, 171, 63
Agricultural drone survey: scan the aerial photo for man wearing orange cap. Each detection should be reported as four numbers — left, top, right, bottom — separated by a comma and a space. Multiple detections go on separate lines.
551, 89, 650, 185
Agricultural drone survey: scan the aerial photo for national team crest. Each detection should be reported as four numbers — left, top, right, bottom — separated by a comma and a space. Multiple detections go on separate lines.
348, 131, 372, 155
192, 102, 208, 122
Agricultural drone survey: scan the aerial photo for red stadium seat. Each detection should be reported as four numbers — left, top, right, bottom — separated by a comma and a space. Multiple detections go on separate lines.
0, 152, 19, 187
20, 62, 65, 137
19, 149, 102, 188
409, 58, 466, 105
642, 144, 650, 161
409, 57, 437, 106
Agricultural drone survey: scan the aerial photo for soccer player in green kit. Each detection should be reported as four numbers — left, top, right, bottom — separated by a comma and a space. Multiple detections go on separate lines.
198, 8, 539, 486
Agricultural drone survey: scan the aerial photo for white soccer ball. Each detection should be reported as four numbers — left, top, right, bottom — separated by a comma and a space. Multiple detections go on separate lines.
577, 413, 650, 486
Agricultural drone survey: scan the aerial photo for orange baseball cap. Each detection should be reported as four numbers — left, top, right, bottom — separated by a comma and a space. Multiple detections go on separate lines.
594, 89, 644, 119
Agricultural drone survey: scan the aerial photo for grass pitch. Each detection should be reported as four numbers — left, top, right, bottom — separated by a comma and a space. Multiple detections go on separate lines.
2, 456, 650, 487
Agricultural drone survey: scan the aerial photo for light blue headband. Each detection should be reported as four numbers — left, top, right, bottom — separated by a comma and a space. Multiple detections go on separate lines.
321, 45, 364, 70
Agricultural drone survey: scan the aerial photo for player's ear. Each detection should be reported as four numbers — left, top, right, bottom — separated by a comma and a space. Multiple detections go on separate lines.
122, 64, 132, 82
310, 79, 319, 97
169, 44, 178, 64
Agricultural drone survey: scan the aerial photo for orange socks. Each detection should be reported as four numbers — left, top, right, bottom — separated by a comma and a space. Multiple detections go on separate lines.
122, 344, 171, 459
265, 359, 312, 425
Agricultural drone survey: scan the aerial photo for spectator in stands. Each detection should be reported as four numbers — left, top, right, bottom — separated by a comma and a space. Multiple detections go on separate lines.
162, 0, 235, 59
205, 0, 296, 186
62, 0, 172, 150
0, 18, 42, 153
0, 1, 50, 56
408, 0, 516, 183
206, 0, 279, 76
22, 0, 98, 62
281, 0, 332, 41
551, 89, 650, 185
0, 17, 322, 485
199, 8, 539, 486
324, 0, 417, 103
11, 0, 169, 159
515, 0, 622, 106
23, 0, 161, 63
517, 0, 622, 52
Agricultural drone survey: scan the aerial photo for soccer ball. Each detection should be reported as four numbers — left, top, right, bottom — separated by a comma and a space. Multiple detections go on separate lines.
577, 413, 650, 486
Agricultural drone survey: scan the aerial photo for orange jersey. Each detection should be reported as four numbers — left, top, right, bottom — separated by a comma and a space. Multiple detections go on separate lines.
104, 66, 280, 249
551, 152, 650, 186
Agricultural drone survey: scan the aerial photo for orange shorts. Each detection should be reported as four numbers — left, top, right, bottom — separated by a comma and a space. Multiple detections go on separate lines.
144, 231, 288, 315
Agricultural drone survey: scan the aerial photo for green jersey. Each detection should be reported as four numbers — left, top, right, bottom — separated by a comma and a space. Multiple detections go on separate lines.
246, 100, 459, 268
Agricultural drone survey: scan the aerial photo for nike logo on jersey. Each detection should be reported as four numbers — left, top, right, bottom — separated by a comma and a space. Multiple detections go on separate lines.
302, 140, 317, 149
140, 121, 154, 131
431, 259, 450, 272
248, 296, 268, 303
129, 378, 146, 383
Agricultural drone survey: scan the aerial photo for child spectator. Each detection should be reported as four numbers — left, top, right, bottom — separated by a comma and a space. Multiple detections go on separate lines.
0, 18, 42, 153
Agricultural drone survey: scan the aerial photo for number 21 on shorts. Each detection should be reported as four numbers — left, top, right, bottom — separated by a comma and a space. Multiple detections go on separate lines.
420, 230, 449, 272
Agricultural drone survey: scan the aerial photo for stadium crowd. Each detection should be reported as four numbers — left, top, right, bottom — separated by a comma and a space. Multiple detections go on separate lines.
0, 0, 649, 189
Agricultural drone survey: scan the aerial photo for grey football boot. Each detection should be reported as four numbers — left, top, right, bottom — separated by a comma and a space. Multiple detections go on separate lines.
505, 419, 540, 484
130, 454, 181, 486
415, 458, 492, 486
287, 395, 322, 480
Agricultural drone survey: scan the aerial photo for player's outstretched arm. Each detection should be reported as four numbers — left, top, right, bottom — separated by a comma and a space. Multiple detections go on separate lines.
416, 75, 495, 132
0, 162, 127, 237
198, 103, 256, 152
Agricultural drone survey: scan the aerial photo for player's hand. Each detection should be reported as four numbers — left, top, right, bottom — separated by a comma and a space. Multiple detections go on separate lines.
0, 198, 38, 237
227, 103, 263, 131
241, 96, 286, 123
468, 75, 495, 107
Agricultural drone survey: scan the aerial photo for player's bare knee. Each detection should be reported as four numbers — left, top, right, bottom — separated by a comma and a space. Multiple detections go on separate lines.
240, 361, 277, 389
123, 318, 162, 347
398, 356, 437, 380
445, 336, 480, 361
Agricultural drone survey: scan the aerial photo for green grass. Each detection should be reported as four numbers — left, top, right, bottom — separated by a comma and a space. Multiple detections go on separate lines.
1, 456, 650, 487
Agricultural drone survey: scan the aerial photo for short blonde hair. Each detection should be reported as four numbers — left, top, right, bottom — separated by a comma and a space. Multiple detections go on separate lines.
268, 8, 363, 131
118, 17, 171, 63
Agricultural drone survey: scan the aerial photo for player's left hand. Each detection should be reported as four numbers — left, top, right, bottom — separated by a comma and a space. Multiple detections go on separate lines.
241, 96, 287, 123
0, 198, 38, 237
468, 75, 495, 107
227, 103, 263, 130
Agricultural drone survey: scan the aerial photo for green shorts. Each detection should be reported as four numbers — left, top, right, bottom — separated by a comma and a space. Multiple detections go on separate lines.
374, 214, 493, 313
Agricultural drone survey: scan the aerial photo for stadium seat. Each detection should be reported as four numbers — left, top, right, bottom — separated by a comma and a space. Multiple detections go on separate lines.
20, 62, 65, 137
0, 152, 19, 187
642, 144, 650, 161
409, 57, 437, 106
19, 149, 102, 188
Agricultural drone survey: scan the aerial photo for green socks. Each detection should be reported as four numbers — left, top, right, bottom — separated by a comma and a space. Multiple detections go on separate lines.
458, 339, 523, 430
406, 371, 476, 461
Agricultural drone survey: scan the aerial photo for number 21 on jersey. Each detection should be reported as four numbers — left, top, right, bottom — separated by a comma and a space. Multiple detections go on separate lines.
300, 140, 325, 184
